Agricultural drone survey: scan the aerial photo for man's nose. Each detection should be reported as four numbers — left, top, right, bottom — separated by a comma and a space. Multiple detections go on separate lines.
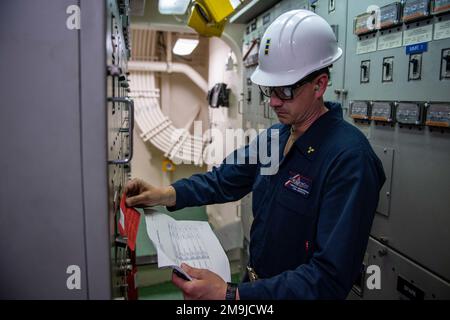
270, 94, 283, 108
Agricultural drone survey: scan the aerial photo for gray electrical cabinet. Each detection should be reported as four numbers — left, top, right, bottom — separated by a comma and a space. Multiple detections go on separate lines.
0, 0, 134, 299
240, 0, 450, 299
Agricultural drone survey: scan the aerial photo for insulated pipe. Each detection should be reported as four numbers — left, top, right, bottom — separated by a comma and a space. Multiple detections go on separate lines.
128, 61, 208, 94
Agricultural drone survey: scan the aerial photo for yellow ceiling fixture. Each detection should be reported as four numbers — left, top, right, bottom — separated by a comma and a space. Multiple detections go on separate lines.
187, 0, 239, 38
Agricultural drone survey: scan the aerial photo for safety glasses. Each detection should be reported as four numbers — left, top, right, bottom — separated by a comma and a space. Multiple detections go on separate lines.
258, 78, 309, 101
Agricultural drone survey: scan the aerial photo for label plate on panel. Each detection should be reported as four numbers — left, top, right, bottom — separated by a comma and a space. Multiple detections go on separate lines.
378, 31, 403, 50
434, 20, 450, 40
406, 42, 428, 54
403, 24, 433, 46
357, 36, 378, 54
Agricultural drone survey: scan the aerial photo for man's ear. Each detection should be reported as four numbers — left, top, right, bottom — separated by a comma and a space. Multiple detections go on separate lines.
314, 74, 329, 98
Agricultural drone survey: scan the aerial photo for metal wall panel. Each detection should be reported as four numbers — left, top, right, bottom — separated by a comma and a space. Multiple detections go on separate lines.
0, 0, 88, 299
351, 238, 450, 299
342, 0, 450, 284
0, 0, 133, 299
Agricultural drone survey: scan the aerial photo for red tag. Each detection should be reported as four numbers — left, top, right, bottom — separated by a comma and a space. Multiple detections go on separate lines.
120, 193, 141, 252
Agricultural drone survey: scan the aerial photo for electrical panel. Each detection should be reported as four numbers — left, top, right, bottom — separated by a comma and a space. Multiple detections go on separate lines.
107, 0, 135, 300
0, 0, 133, 299
344, 0, 450, 300
348, 238, 450, 299
240, 0, 450, 300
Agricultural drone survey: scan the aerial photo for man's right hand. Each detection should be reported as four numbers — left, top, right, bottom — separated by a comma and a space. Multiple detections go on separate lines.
124, 178, 176, 208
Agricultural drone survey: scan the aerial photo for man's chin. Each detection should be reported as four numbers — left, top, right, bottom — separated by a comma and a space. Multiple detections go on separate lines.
277, 116, 291, 125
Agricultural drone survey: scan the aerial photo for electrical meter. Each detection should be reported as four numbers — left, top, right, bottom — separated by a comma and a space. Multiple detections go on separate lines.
379, 2, 402, 29
432, 0, 450, 14
403, 0, 431, 23
354, 12, 375, 35
425, 103, 450, 127
371, 102, 394, 122
396, 102, 423, 125
350, 101, 371, 120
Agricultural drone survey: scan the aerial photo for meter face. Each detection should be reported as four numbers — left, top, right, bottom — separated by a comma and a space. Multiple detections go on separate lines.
354, 12, 374, 35
426, 103, 450, 127
433, 0, 450, 14
396, 103, 422, 124
372, 102, 393, 122
403, 0, 430, 22
379, 2, 402, 29
350, 101, 370, 119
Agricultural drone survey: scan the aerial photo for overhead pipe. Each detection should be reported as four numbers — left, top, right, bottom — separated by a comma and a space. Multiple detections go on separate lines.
128, 60, 208, 94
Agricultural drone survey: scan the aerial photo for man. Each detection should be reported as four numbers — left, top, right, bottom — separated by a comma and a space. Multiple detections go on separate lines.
125, 10, 385, 300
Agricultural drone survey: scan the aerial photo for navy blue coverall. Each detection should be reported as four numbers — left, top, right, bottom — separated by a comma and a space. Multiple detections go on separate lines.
168, 102, 386, 299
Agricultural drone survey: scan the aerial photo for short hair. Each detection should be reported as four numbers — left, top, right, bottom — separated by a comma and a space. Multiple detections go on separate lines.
302, 66, 331, 83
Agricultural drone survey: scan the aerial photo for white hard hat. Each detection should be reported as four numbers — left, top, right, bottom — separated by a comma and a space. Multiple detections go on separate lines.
251, 9, 343, 87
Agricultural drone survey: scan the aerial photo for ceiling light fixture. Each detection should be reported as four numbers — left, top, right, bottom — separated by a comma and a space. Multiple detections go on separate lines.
173, 37, 199, 56
158, 0, 191, 15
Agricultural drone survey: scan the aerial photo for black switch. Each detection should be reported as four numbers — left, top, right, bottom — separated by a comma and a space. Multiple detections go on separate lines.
444, 54, 450, 72
384, 62, 391, 77
361, 65, 368, 78
410, 58, 419, 74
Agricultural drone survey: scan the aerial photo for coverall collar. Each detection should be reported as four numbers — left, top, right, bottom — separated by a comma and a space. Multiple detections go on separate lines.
280, 101, 343, 161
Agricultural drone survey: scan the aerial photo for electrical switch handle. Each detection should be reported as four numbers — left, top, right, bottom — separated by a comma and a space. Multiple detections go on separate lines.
410, 58, 419, 74
108, 97, 134, 165
383, 62, 391, 75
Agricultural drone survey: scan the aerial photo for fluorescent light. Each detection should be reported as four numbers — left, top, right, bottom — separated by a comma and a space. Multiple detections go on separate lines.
173, 38, 199, 56
158, 0, 191, 15
230, 0, 242, 9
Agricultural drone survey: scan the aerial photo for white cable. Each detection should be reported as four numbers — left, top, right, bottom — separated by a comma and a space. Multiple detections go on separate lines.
129, 71, 207, 165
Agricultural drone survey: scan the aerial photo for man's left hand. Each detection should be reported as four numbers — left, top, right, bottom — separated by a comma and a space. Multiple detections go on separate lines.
172, 263, 227, 300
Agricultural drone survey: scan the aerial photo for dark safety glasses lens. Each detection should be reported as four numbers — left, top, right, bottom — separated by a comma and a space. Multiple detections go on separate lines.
273, 87, 293, 100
